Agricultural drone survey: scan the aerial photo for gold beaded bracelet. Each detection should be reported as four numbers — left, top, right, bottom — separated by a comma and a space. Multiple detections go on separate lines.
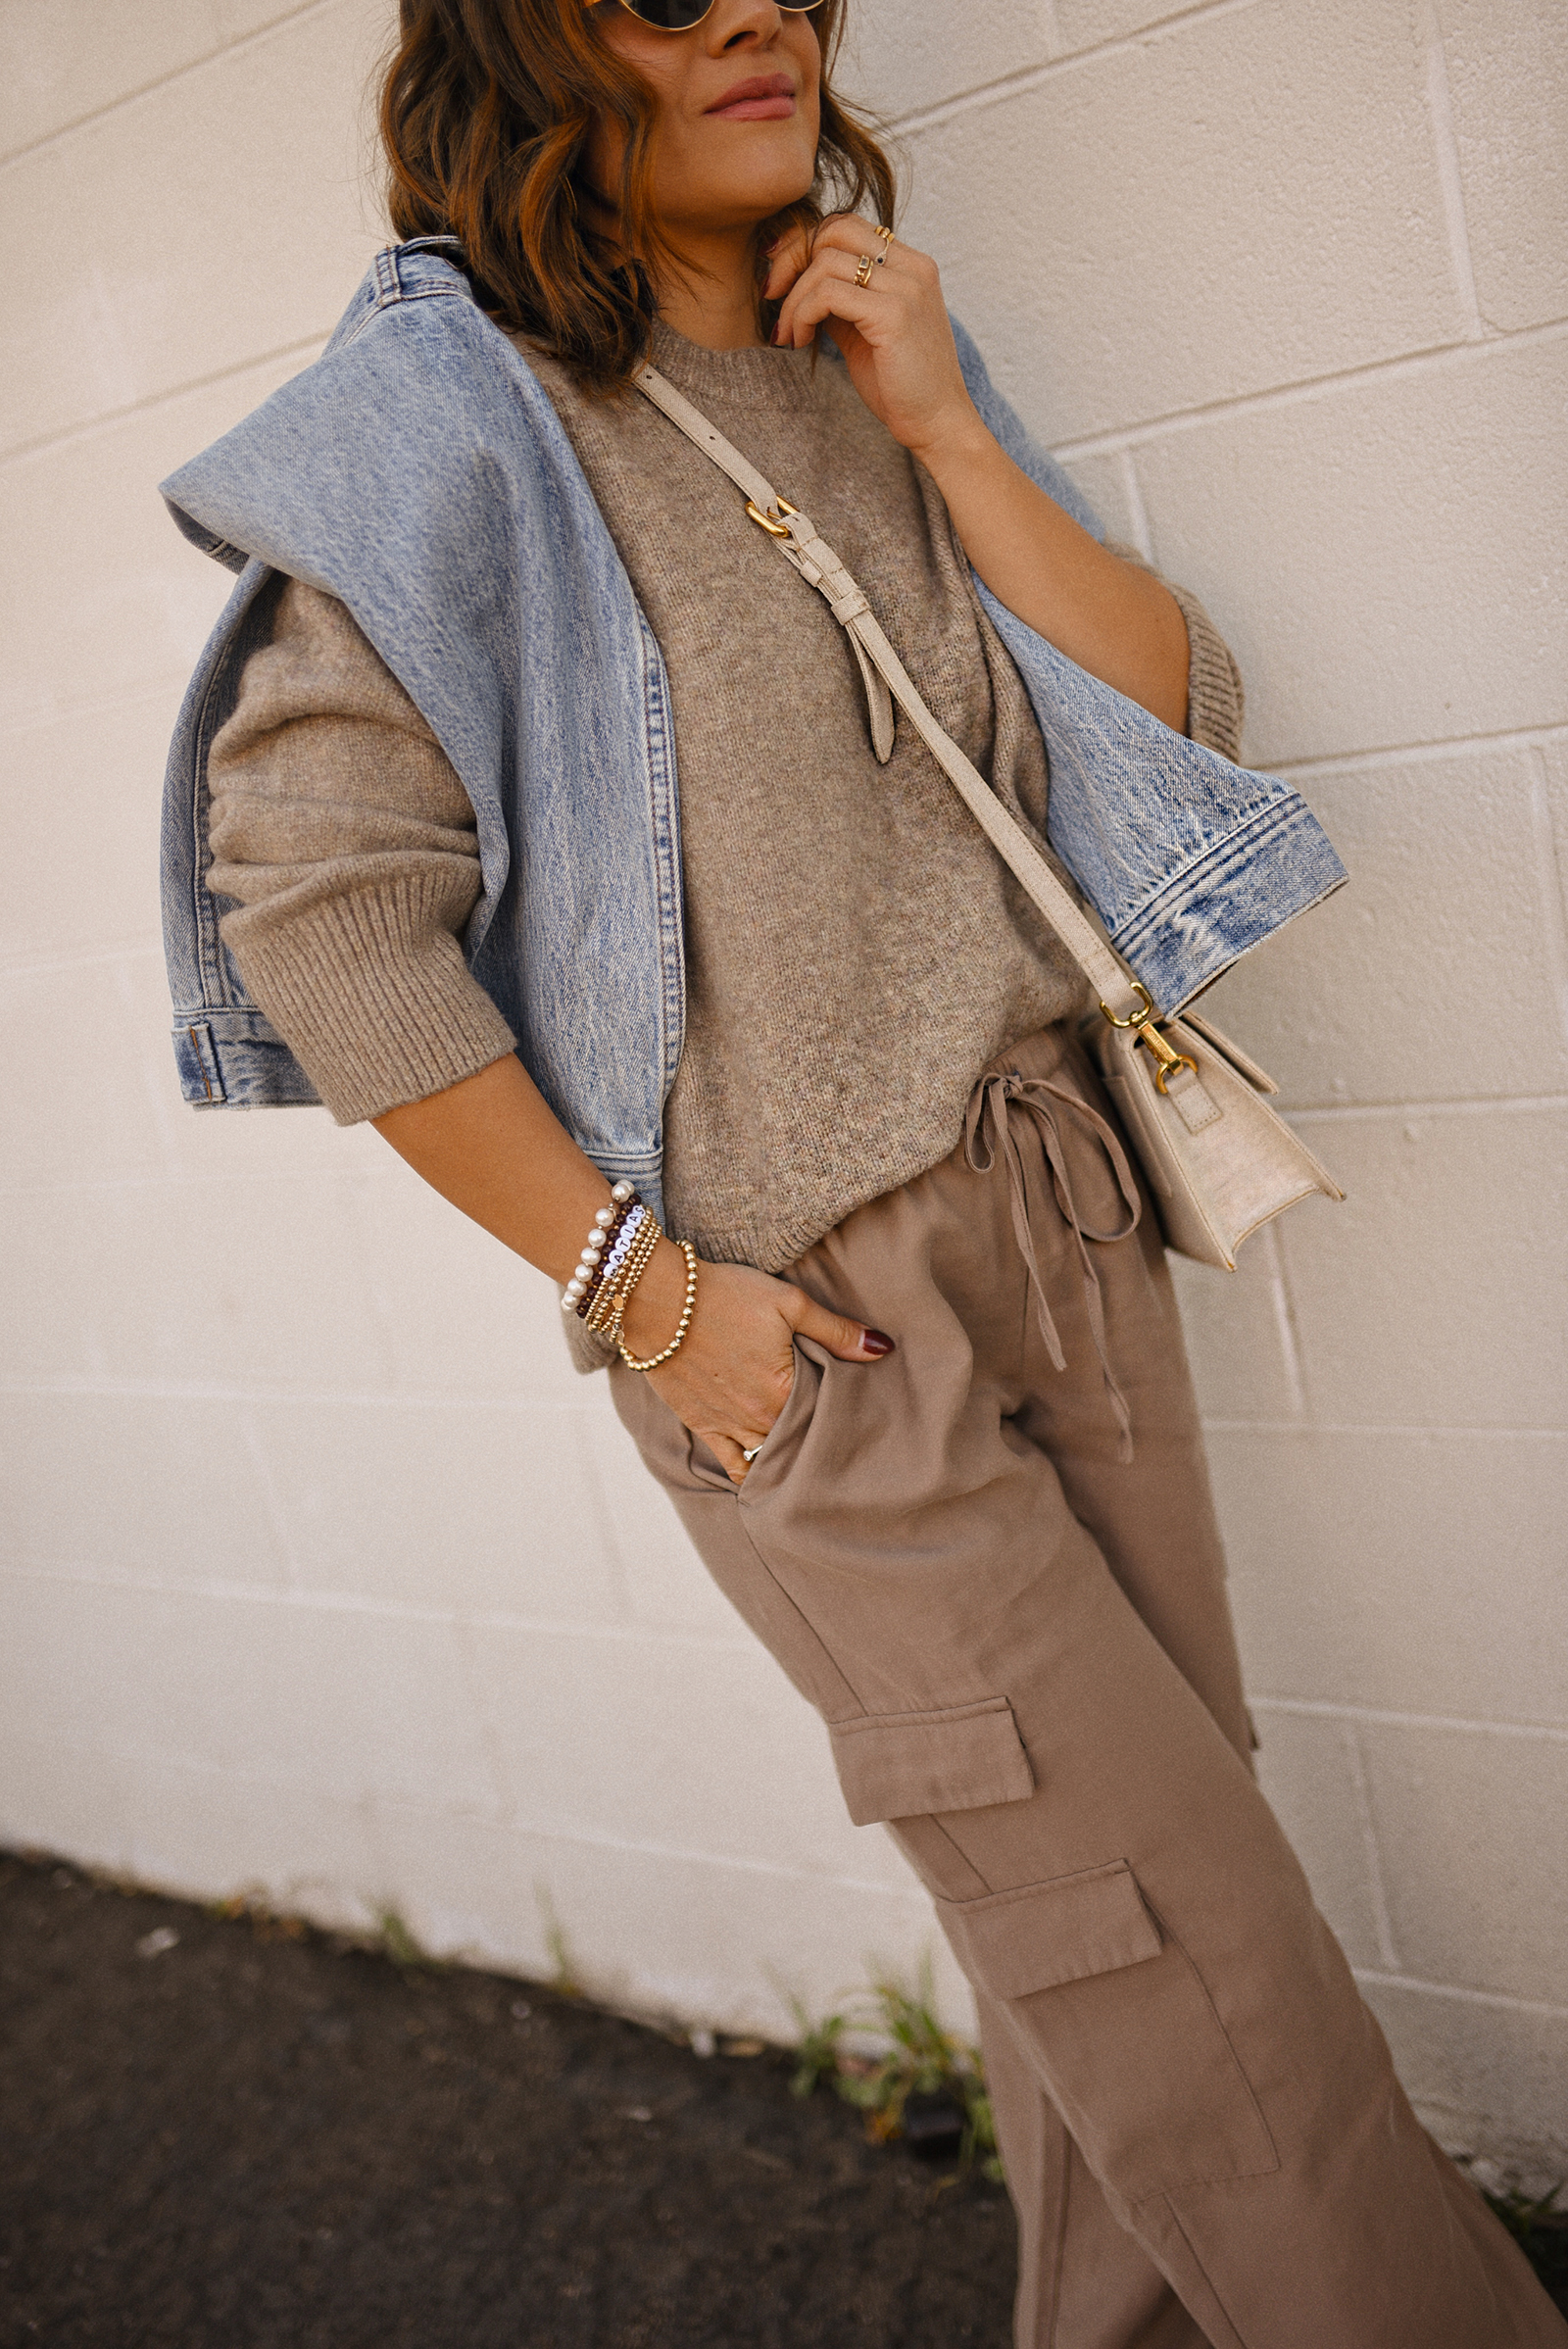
582, 1202, 654, 1336
619, 1240, 700, 1373
589, 1209, 662, 1343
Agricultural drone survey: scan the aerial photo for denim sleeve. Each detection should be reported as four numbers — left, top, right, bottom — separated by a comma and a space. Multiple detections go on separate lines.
949, 315, 1106, 542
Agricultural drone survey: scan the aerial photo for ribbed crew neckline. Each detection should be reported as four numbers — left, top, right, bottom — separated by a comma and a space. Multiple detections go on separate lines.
649, 320, 835, 413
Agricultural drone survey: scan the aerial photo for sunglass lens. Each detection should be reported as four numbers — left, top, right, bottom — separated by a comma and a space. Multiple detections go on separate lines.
621, 0, 713, 24
618, 0, 821, 20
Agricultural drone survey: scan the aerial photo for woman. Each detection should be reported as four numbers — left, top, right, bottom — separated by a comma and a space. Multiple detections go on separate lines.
156, 2, 1564, 2342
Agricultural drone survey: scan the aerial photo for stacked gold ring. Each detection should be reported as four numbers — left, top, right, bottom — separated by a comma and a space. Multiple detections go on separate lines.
854, 253, 874, 288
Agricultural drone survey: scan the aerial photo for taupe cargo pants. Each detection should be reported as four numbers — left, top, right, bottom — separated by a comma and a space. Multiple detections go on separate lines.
612, 1023, 1563, 2349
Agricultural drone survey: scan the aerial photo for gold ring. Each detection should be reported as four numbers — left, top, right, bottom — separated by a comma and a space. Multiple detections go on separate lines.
854, 253, 874, 288
874, 223, 894, 247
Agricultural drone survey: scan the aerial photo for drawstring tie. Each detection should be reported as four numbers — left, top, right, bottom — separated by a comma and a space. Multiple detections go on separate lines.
963, 1068, 1144, 1463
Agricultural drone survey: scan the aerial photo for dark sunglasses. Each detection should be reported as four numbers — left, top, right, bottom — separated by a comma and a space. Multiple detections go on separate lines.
609, 0, 823, 27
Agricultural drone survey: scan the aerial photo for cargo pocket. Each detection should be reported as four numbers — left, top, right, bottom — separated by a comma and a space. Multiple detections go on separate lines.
935, 1863, 1279, 2198
828, 1696, 1035, 1828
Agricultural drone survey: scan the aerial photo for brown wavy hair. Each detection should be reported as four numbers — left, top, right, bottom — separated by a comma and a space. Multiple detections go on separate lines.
381, 0, 896, 386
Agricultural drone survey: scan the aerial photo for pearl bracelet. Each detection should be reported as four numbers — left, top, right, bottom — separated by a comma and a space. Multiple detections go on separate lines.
619, 1239, 700, 1373
561, 1181, 638, 1315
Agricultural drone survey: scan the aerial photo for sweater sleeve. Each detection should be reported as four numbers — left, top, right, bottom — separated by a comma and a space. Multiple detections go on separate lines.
206, 576, 517, 1124
1104, 542, 1246, 763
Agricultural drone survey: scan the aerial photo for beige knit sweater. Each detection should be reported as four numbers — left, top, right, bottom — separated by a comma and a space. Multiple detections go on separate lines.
209, 325, 1243, 1286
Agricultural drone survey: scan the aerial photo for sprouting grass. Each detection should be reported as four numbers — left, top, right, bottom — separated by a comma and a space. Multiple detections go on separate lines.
1484, 2182, 1568, 2305
534, 1884, 584, 2000
790, 1962, 1002, 2181
376, 1908, 436, 1973
207, 1892, 307, 1943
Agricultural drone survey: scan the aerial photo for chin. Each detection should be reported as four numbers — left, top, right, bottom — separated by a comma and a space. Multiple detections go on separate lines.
686, 125, 816, 219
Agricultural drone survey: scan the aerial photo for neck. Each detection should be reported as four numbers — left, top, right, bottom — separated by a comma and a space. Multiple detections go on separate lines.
654, 220, 767, 351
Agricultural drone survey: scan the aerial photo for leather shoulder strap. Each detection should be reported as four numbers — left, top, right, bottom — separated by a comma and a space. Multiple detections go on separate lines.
633, 365, 1141, 1018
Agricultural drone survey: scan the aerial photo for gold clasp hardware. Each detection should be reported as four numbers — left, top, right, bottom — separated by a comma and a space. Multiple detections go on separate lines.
1099, 982, 1200, 1096
1099, 980, 1160, 1032
745, 494, 798, 538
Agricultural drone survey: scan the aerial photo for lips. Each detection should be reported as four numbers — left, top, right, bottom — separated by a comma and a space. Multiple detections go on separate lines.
706, 72, 796, 121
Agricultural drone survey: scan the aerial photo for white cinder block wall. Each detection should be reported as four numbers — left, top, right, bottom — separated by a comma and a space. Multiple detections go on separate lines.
2, 0, 1563, 2180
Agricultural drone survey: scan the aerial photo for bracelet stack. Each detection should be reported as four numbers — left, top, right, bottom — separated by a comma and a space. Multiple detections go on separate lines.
587, 1204, 662, 1346
561, 1181, 701, 1369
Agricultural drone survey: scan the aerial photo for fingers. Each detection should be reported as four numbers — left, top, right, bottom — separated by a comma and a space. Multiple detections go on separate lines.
774, 273, 881, 351
770, 230, 939, 353
705, 1430, 757, 1488
782, 1285, 895, 1362
762, 214, 908, 312
761, 222, 812, 303
809, 213, 897, 261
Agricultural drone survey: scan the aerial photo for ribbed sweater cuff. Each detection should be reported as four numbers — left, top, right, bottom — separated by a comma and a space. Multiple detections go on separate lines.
562, 1313, 619, 1375
220, 870, 517, 1124
1167, 580, 1246, 762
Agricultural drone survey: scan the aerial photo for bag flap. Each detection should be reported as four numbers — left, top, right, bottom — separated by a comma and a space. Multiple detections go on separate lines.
1178, 1009, 1279, 1096
935, 1860, 1161, 1999
828, 1697, 1034, 1828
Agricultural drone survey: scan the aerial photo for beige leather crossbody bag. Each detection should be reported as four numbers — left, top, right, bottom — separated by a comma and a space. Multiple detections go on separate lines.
635, 366, 1342, 1271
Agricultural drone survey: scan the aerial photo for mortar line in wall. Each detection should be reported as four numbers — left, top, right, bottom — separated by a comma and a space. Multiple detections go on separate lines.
0, 1558, 760, 1658
0, 1169, 420, 1207
0, 0, 341, 171
1286, 1093, 1568, 1125
448, 1611, 526, 1828
1257, 1221, 1307, 1420
1250, 1696, 1568, 1749
1417, 0, 1485, 343
1, 680, 194, 745
1339, 1719, 1401, 1971
6, 1374, 1562, 1441
0, 334, 330, 473
11, 268, 1557, 502
884, 0, 1265, 138
2, 670, 235, 737
4, 1093, 1561, 1201
1201, 1419, 1565, 1442
0, 1375, 641, 1409
233, 1403, 308, 1594
1116, 450, 1155, 564
407, 1820, 922, 1907
0, 940, 163, 983
1526, 747, 1568, 1057
5, 1726, 918, 1904
0, 1390, 656, 1443
1350, 1969, 1568, 2024
1273, 720, 1568, 782
1047, 314, 1568, 462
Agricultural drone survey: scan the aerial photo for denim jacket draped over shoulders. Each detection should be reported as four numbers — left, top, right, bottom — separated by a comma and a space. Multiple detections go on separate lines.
159, 238, 1344, 1224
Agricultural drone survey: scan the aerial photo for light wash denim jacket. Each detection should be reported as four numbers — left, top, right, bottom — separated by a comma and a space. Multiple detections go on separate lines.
160, 238, 1344, 1225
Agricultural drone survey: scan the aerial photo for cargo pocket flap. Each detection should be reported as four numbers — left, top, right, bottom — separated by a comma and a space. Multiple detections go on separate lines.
936, 1861, 1161, 2000
828, 1697, 1034, 1828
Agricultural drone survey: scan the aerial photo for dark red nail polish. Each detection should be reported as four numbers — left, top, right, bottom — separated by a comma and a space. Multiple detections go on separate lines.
861, 1329, 895, 1356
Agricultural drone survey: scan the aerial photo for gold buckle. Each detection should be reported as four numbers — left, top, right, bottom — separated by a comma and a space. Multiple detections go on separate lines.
1100, 980, 1159, 1031
1099, 982, 1199, 1095
745, 495, 798, 538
